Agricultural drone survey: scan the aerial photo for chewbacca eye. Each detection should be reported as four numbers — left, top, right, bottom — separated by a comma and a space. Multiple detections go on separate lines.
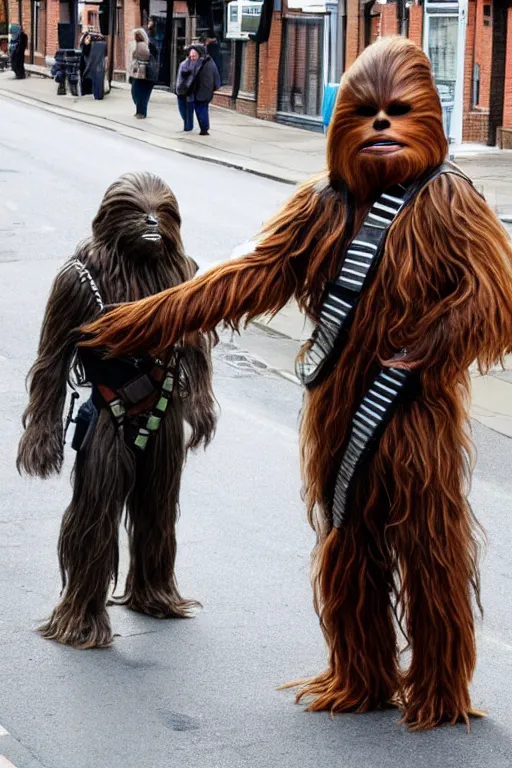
355, 105, 379, 117
387, 102, 411, 116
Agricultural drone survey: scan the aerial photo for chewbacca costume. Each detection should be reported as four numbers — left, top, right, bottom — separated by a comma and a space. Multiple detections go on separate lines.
81, 39, 512, 728
17, 173, 216, 649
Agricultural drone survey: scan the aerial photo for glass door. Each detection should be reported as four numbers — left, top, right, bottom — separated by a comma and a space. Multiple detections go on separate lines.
423, 1, 468, 146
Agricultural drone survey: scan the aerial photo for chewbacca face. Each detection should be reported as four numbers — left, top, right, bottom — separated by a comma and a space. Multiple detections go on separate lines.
328, 37, 448, 201
92, 172, 184, 263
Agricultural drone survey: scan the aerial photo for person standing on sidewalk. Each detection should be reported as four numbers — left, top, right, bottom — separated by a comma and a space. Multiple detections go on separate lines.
9, 24, 27, 80
176, 45, 220, 136
129, 28, 157, 119
80, 32, 106, 99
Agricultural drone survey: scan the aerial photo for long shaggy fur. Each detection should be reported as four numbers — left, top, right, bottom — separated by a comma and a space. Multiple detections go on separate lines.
81, 38, 512, 728
18, 172, 217, 648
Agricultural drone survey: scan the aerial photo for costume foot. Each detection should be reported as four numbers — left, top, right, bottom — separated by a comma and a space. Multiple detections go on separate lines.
399, 695, 486, 732
282, 668, 399, 714
39, 603, 113, 649
109, 588, 200, 619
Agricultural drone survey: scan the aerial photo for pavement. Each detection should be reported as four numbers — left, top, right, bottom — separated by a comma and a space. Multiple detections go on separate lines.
1, 93, 512, 768
1, 71, 511, 440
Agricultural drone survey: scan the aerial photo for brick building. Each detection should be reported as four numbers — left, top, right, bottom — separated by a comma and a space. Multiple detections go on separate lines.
6, 0, 512, 146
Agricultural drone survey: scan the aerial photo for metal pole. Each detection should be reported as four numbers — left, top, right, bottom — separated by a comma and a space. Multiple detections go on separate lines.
29, 0, 34, 62
107, 0, 116, 89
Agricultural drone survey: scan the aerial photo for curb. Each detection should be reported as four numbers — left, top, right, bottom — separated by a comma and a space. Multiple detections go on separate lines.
0, 86, 298, 187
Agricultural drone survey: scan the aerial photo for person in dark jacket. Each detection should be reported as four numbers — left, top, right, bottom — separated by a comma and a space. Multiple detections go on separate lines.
10, 24, 27, 79
175, 45, 220, 136
80, 32, 106, 98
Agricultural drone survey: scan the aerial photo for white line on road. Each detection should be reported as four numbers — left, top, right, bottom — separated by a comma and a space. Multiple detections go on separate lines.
3, 202, 18, 212
0, 729, 8, 738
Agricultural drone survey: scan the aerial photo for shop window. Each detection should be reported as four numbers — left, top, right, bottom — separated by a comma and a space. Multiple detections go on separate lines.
473, 62, 480, 108
278, 16, 324, 117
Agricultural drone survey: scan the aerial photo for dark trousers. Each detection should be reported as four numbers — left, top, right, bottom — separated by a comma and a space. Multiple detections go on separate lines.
178, 97, 210, 133
92, 72, 104, 101
131, 79, 154, 117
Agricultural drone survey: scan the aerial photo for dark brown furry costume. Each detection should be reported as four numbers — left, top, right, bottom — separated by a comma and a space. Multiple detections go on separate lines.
81, 39, 512, 728
17, 172, 216, 649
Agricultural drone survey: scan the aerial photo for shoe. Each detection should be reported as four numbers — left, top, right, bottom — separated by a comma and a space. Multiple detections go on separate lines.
57, 84, 66, 96
135, 114, 146, 119
199, 130, 209, 136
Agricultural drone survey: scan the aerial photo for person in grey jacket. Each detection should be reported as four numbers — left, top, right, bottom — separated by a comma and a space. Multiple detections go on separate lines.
176, 45, 220, 135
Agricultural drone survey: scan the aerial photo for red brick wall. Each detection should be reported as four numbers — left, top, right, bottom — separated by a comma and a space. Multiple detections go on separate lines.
503, 7, 512, 128
463, 111, 489, 142
462, 0, 491, 143
345, 0, 360, 67
462, 0, 476, 132
8, 0, 18, 26
46, 0, 59, 56
256, 11, 281, 120
473, 0, 493, 108
120, 0, 139, 72
408, 4, 422, 48
380, 4, 397, 36
241, 39, 257, 95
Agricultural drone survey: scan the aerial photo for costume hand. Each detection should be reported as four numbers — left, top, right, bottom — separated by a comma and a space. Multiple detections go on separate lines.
16, 426, 64, 478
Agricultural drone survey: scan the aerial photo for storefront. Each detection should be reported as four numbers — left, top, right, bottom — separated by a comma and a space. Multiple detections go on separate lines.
277, 0, 342, 130
423, 0, 468, 145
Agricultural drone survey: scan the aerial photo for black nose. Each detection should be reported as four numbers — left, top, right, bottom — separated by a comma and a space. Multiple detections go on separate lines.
146, 214, 158, 226
373, 118, 391, 131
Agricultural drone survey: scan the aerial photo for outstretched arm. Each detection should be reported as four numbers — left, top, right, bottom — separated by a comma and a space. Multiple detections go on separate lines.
17, 262, 97, 477
382, 173, 512, 376
80, 178, 338, 359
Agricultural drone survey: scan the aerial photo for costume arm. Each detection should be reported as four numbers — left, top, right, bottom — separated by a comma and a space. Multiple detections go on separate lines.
383, 173, 512, 375
17, 262, 96, 477
81, 179, 332, 358
178, 336, 217, 450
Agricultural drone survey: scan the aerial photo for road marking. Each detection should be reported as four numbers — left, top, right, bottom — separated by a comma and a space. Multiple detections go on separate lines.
3, 201, 18, 212
0, 729, 8, 737
0, 757, 17, 768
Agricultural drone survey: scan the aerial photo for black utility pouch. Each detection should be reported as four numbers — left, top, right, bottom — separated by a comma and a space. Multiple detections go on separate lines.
72, 398, 98, 452
118, 373, 156, 405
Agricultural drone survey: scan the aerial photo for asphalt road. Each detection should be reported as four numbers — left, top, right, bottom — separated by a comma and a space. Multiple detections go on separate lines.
1, 97, 511, 768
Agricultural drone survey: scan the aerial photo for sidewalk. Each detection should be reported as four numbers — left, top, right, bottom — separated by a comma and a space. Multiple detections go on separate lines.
1, 70, 511, 438
3, 69, 512, 211
0, 70, 325, 184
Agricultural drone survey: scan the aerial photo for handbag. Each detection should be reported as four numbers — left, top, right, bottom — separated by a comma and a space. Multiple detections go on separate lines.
146, 53, 158, 82
131, 59, 147, 80
176, 69, 195, 97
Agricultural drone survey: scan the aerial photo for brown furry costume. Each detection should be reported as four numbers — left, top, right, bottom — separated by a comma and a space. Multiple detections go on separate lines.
17, 172, 216, 649
81, 39, 512, 728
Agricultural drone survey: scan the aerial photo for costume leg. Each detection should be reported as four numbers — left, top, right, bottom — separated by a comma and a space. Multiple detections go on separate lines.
293, 485, 399, 713
389, 398, 484, 730
112, 401, 198, 618
40, 410, 134, 649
